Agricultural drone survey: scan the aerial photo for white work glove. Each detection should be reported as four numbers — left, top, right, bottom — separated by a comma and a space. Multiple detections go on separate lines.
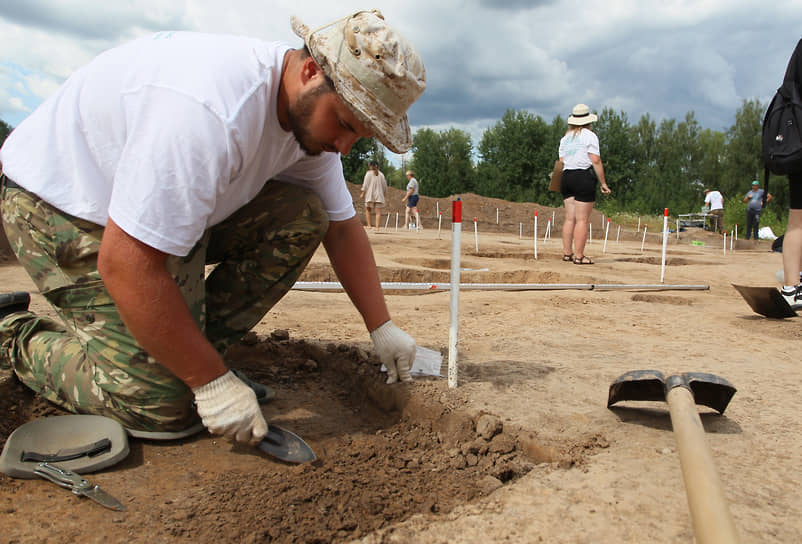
192, 370, 268, 445
370, 320, 416, 384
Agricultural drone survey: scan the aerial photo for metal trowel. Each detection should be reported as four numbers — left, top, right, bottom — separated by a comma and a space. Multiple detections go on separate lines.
258, 424, 316, 464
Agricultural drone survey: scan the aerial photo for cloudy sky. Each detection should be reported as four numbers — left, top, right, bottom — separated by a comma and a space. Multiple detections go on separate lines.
1, 0, 801, 162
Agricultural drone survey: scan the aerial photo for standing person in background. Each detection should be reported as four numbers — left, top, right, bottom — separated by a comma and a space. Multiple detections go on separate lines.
743, 180, 772, 240
558, 104, 610, 265
402, 170, 422, 229
360, 160, 387, 230
704, 188, 725, 233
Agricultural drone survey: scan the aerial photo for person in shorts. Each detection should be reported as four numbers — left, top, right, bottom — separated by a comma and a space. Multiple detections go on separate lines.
558, 104, 611, 264
402, 170, 422, 229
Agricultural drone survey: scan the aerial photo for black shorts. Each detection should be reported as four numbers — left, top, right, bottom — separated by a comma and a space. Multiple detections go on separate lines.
790, 173, 802, 210
407, 194, 419, 208
560, 168, 596, 203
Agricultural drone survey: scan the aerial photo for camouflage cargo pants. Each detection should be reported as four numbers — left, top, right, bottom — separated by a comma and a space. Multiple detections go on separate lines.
0, 176, 328, 431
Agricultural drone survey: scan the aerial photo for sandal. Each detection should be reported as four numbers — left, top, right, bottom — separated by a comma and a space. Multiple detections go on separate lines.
573, 255, 594, 265
562, 253, 574, 262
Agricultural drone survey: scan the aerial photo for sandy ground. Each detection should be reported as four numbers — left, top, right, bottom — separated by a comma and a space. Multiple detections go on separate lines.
1, 190, 801, 543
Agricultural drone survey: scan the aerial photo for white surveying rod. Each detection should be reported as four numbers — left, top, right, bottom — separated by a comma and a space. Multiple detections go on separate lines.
384, 212, 390, 231
395, 212, 399, 231
473, 217, 479, 252
641, 225, 648, 253
603, 218, 610, 253
534, 212, 538, 259
437, 212, 443, 239
448, 200, 463, 389
660, 208, 669, 283
616, 224, 621, 243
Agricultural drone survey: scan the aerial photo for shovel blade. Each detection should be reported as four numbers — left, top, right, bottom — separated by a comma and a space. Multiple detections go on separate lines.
257, 424, 316, 464
608, 370, 737, 415
732, 284, 797, 319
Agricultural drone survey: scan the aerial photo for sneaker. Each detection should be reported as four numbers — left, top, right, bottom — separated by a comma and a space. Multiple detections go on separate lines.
0, 292, 30, 320
780, 285, 802, 311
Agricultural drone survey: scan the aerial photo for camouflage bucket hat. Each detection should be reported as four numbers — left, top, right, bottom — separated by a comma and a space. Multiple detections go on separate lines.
291, 9, 426, 154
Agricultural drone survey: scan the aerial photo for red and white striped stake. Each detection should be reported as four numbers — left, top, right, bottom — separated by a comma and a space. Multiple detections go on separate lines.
474, 217, 479, 252
448, 200, 462, 389
660, 208, 669, 282
437, 212, 443, 239
641, 225, 648, 253
603, 218, 611, 253
534, 211, 538, 259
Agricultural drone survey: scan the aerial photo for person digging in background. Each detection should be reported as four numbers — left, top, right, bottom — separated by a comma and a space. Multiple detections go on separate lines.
704, 188, 725, 233
360, 160, 387, 230
402, 170, 422, 229
743, 180, 772, 240
557, 103, 611, 265
0, 9, 425, 445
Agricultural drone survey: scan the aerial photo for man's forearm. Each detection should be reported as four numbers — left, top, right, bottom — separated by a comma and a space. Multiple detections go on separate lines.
99, 219, 227, 388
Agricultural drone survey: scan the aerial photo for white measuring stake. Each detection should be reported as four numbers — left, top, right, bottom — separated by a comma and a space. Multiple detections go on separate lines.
544, 219, 550, 242
474, 217, 479, 252
735, 224, 738, 241
552, 210, 555, 226
436, 201, 439, 217
660, 208, 669, 283
384, 212, 390, 231
496, 208, 499, 224
437, 212, 443, 239
637, 216, 641, 232
730, 230, 734, 251
641, 225, 648, 253
534, 212, 538, 259
616, 224, 621, 243
448, 200, 462, 388
603, 218, 610, 253
723, 232, 727, 255
395, 212, 399, 232
676, 218, 680, 240
589, 223, 593, 244
519, 222, 522, 239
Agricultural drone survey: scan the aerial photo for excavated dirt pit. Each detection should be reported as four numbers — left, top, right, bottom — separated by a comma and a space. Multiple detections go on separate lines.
0, 331, 607, 543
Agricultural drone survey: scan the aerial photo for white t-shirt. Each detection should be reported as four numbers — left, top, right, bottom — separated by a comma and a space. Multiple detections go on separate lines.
558, 128, 600, 170
406, 177, 419, 196
0, 32, 355, 256
704, 191, 724, 211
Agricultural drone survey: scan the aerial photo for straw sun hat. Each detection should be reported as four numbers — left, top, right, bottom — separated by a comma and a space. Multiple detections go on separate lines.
291, 10, 426, 154
567, 103, 598, 126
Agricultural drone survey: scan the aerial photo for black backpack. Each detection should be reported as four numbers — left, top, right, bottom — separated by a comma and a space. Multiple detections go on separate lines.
762, 38, 802, 204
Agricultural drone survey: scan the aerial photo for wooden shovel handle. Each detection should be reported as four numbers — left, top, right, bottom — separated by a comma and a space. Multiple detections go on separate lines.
667, 386, 740, 544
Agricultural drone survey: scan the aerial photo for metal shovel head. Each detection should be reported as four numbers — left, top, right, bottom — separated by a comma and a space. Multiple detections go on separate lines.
732, 284, 797, 319
257, 424, 316, 464
607, 370, 736, 414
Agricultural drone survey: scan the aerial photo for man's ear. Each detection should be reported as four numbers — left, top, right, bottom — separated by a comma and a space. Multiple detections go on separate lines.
299, 56, 325, 86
